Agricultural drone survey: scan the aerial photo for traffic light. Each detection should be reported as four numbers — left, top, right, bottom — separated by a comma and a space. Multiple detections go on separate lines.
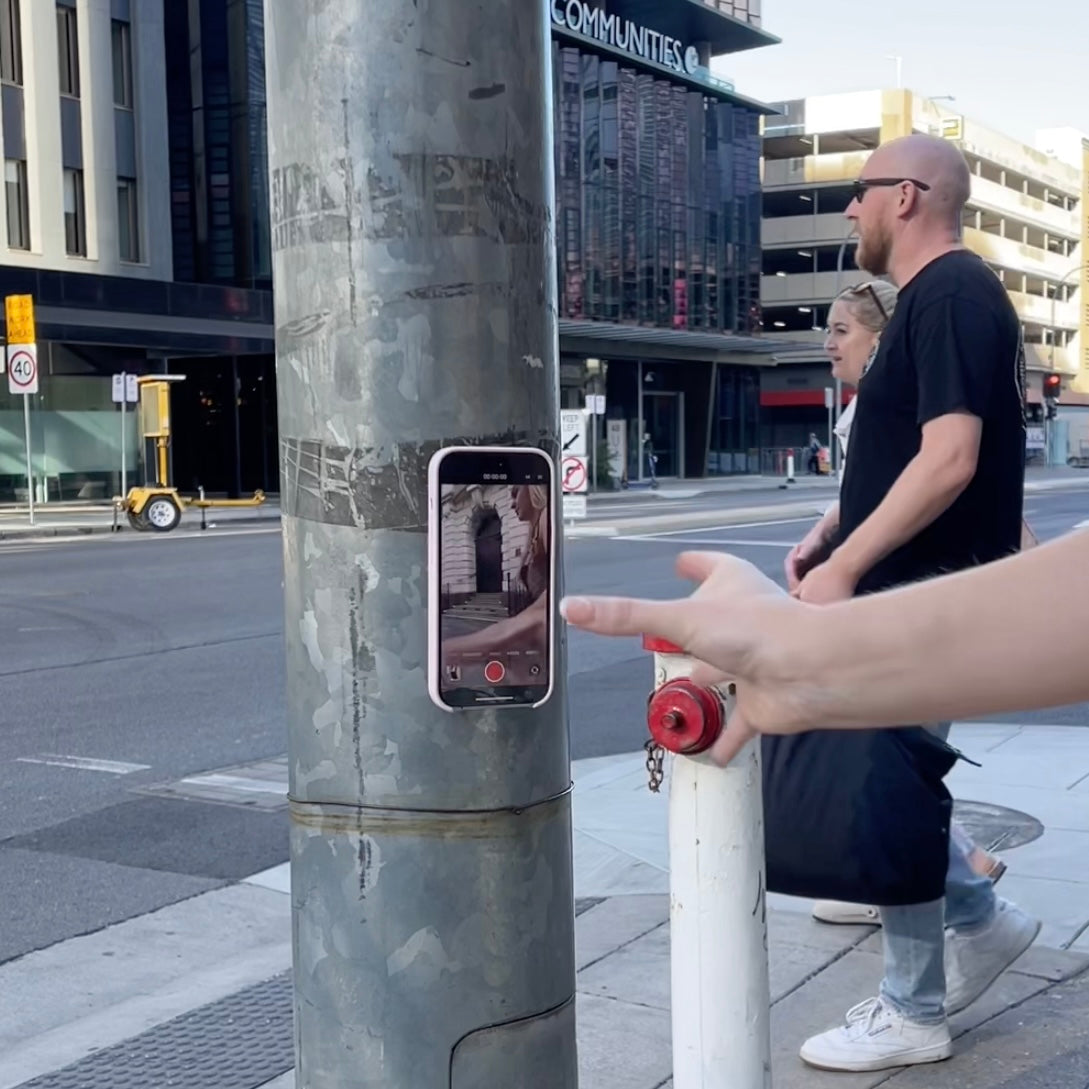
1043, 373, 1061, 420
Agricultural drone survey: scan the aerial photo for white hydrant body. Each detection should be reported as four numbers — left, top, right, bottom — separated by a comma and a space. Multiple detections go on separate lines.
650, 644, 772, 1089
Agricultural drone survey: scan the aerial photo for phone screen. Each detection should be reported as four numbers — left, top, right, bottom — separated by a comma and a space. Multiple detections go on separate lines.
433, 448, 554, 709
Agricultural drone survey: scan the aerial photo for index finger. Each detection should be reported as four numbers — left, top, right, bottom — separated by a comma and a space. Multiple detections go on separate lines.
559, 593, 691, 648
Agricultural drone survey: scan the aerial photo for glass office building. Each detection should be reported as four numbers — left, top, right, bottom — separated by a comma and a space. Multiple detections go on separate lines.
551, 0, 779, 478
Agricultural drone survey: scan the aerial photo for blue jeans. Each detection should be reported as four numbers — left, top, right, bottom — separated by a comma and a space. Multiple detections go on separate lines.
877, 724, 996, 1024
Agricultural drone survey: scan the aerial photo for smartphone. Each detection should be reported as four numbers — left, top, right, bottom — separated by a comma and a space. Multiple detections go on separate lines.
427, 446, 556, 711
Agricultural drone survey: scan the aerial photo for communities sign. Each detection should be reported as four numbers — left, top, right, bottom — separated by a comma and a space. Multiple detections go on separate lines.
550, 0, 701, 77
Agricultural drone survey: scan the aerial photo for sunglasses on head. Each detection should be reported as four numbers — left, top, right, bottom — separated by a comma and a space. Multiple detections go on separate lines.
844, 282, 889, 322
851, 177, 932, 203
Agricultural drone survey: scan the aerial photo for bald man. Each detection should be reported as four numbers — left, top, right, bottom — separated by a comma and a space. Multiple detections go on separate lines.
785, 134, 1039, 1073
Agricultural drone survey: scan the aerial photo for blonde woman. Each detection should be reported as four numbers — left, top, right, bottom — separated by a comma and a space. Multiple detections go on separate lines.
806, 281, 1006, 929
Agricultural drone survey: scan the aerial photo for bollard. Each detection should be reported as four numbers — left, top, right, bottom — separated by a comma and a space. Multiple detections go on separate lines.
785, 452, 796, 484
644, 636, 771, 1089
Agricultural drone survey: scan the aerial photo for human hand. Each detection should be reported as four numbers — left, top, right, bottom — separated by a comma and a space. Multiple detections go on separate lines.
795, 556, 857, 604
560, 552, 812, 748
785, 522, 834, 592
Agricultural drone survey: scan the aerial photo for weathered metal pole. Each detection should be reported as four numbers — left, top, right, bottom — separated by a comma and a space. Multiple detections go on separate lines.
264, 2, 577, 1086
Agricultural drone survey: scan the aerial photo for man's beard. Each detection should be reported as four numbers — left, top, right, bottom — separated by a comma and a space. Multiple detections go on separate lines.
856, 222, 891, 276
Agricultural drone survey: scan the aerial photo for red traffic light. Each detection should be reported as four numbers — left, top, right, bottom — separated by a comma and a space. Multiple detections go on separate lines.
1044, 374, 1061, 394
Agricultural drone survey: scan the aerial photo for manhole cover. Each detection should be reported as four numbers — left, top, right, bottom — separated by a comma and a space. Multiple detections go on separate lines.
953, 800, 1044, 852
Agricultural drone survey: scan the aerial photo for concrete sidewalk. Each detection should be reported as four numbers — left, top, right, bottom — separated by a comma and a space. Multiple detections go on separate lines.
2, 723, 1088, 1089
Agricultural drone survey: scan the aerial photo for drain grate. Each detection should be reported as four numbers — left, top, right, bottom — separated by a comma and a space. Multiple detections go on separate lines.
17, 974, 293, 1089
953, 799, 1045, 853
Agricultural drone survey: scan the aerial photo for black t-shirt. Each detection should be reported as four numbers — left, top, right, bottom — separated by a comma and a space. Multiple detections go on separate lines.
838, 250, 1026, 594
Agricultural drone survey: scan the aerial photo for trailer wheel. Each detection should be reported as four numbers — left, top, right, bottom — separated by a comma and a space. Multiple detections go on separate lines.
126, 508, 148, 531
144, 496, 182, 532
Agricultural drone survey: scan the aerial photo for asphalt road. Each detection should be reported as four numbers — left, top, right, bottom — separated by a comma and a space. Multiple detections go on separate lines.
1, 486, 1087, 966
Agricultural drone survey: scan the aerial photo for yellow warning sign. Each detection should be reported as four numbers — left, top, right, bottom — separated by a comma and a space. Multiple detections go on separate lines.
4, 294, 35, 345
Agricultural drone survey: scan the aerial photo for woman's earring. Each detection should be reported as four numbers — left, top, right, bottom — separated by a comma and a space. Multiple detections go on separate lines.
862, 340, 879, 378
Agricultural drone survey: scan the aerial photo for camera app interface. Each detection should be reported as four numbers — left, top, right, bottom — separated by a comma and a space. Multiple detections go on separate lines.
438, 461, 551, 704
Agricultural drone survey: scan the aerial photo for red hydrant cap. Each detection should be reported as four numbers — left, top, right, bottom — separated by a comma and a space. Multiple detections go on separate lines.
642, 635, 686, 655
647, 678, 723, 755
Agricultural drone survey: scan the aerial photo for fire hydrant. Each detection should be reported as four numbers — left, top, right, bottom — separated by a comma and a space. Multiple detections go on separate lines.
643, 635, 772, 1089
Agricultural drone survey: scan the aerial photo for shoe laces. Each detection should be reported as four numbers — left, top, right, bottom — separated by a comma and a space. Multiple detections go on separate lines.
844, 997, 887, 1035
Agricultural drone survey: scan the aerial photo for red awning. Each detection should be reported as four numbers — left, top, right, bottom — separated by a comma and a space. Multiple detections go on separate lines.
760, 390, 853, 408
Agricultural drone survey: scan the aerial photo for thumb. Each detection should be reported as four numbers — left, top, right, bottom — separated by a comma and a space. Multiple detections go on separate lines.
706, 708, 758, 768
674, 550, 731, 586
689, 660, 731, 688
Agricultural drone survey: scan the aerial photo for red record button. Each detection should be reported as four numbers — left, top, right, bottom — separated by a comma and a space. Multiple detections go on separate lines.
484, 660, 506, 684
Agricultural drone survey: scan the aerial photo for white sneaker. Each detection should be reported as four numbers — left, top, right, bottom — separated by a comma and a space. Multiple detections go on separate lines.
800, 997, 952, 1072
945, 897, 1041, 1015
812, 900, 881, 926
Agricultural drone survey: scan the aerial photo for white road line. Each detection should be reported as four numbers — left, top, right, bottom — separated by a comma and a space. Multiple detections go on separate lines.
178, 773, 287, 795
0, 525, 280, 551
615, 536, 793, 547
620, 516, 817, 539
17, 754, 150, 775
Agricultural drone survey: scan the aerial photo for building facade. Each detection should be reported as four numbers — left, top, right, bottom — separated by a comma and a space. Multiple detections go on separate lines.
0, 0, 784, 501
0, 0, 273, 504
551, 0, 781, 478
759, 89, 1089, 460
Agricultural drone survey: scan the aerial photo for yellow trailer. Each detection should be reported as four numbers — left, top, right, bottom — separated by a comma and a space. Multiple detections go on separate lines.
114, 376, 266, 532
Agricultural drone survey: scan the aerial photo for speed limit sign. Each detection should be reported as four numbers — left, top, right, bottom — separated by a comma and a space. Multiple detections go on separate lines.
7, 344, 38, 395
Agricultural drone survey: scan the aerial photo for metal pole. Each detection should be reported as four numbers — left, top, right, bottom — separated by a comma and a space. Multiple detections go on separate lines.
590, 399, 597, 495
653, 646, 771, 1088
265, 3, 577, 1086
23, 394, 33, 526
120, 376, 127, 500
231, 357, 242, 498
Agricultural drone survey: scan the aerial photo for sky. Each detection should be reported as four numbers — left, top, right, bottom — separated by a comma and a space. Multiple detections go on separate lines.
713, 0, 1089, 148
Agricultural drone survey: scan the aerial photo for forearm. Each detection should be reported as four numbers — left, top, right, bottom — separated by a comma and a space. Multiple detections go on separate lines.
834, 452, 969, 580
780, 531, 1089, 728
446, 593, 548, 654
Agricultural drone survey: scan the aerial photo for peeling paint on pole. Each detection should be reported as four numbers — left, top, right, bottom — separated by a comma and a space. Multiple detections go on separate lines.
265, 0, 576, 1085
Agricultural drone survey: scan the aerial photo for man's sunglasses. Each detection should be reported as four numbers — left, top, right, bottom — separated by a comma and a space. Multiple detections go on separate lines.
851, 177, 931, 203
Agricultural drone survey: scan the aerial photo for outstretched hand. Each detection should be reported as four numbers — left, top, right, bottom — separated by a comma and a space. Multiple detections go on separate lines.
560, 551, 810, 765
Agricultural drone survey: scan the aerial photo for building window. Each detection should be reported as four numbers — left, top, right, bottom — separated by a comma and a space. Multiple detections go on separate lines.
1, 0, 21, 85
117, 176, 139, 261
5, 158, 28, 249
111, 19, 132, 108
63, 167, 85, 255
56, 3, 80, 97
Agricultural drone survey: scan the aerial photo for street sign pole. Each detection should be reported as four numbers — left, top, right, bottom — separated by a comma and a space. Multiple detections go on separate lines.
590, 407, 596, 495
266, 2, 576, 1085
22, 393, 32, 526
6, 295, 38, 525
116, 373, 129, 499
